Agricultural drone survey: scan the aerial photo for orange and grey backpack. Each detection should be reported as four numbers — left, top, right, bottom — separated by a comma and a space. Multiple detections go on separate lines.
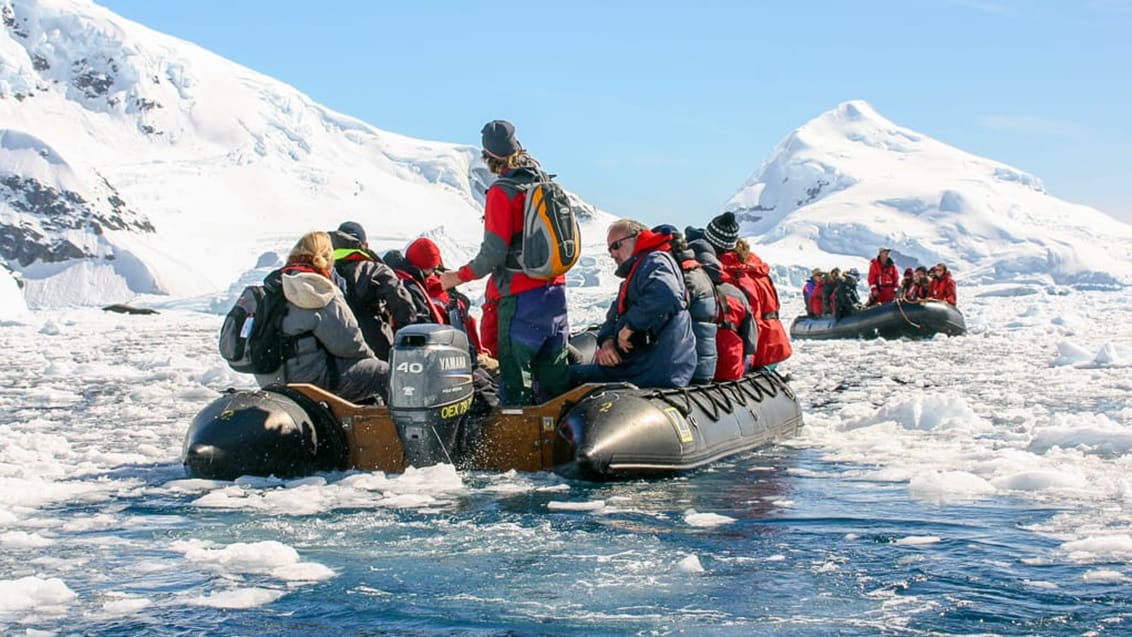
493, 170, 580, 280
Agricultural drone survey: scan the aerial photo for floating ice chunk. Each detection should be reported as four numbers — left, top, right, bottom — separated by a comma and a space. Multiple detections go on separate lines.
1060, 534, 1132, 562
185, 587, 286, 609
270, 561, 336, 582
894, 535, 941, 545
0, 530, 54, 548
992, 470, 1089, 492
101, 596, 153, 614
1029, 412, 1132, 455
677, 554, 705, 572
909, 471, 996, 500
0, 576, 76, 612
173, 539, 301, 574
683, 509, 736, 527
547, 500, 605, 511
841, 391, 990, 433
1082, 569, 1127, 582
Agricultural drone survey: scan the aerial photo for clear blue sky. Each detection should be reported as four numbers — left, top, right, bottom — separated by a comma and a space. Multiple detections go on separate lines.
99, 0, 1132, 228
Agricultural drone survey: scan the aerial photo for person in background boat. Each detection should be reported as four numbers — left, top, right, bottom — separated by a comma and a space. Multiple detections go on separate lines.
905, 266, 931, 302
868, 247, 899, 306
259, 231, 389, 404
698, 212, 792, 369
929, 262, 957, 306
329, 221, 417, 361
405, 236, 499, 372
835, 268, 863, 319
689, 239, 757, 381
654, 225, 718, 384
804, 268, 824, 318
822, 267, 841, 316
569, 220, 697, 388
438, 120, 569, 405
898, 267, 915, 303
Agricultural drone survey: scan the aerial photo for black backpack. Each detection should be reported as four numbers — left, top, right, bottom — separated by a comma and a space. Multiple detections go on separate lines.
218, 271, 295, 376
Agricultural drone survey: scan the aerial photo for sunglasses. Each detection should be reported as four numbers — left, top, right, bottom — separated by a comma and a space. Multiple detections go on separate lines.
607, 233, 638, 253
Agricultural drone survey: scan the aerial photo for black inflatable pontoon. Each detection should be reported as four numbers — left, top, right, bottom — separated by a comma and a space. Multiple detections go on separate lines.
790, 300, 966, 340
184, 325, 803, 481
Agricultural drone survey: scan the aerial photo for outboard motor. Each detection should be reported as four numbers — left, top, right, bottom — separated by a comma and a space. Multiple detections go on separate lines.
389, 324, 475, 467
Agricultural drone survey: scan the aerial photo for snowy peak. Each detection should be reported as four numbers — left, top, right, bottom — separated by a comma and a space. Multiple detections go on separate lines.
0, 0, 609, 308
725, 100, 1132, 287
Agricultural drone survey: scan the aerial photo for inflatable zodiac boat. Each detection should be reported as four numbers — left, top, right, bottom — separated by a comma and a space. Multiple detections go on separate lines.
789, 300, 966, 340
183, 325, 803, 481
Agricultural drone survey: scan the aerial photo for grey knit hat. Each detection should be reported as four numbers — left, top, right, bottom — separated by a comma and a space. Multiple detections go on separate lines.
481, 119, 521, 159
704, 212, 740, 252
337, 220, 367, 244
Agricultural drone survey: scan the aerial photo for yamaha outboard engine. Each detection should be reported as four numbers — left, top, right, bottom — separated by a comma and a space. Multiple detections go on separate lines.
389, 324, 475, 467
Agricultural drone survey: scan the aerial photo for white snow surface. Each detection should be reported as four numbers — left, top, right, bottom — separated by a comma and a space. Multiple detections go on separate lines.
725, 100, 1132, 288
0, 0, 611, 310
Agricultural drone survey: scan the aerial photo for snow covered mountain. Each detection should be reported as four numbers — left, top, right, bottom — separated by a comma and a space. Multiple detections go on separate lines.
725, 100, 1132, 288
0, 0, 610, 311
4, 1, 1129, 316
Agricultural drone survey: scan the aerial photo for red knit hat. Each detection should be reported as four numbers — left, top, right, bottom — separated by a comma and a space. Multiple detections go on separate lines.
406, 237, 442, 270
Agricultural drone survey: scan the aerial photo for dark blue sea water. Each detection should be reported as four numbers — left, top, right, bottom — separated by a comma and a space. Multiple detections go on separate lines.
43, 446, 1126, 637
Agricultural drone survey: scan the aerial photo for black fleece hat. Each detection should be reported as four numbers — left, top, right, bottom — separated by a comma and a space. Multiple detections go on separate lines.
705, 212, 740, 252
481, 120, 521, 158
337, 221, 367, 244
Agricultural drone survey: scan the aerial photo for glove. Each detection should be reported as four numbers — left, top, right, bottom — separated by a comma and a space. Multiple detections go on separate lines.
476, 353, 499, 373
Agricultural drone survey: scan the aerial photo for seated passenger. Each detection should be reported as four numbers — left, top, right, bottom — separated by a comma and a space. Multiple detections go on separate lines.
898, 267, 915, 302
405, 237, 499, 372
654, 225, 718, 384
834, 268, 862, 319
905, 266, 931, 302
689, 239, 757, 381
568, 220, 697, 389
823, 267, 841, 316
929, 263, 957, 305
330, 221, 416, 361
382, 247, 446, 325
257, 231, 389, 404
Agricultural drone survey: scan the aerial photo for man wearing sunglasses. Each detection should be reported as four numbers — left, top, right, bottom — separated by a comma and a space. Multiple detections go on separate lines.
568, 220, 697, 389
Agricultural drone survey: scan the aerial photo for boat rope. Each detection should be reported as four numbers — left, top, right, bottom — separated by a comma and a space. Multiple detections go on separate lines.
656, 390, 693, 417
895, 297, 922, 329
707, 384, 735, 414
686, 387, 720, 420
733, 378, 761, 402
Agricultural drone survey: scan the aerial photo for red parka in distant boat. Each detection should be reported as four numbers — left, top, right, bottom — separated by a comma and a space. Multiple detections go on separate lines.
929, 265, 957, 306
868, 252, 900, 304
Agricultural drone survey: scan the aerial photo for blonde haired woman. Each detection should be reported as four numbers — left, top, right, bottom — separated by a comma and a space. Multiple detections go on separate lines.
255, 231, 389, 404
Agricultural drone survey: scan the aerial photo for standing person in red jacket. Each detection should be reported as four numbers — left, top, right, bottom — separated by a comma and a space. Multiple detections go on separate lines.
438, 120, 569, 405
867, 247, 899, 305
929, 263, 957, 306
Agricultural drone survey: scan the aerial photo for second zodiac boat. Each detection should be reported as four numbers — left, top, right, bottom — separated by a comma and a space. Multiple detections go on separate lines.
183, 325, 804, 482
790, 300, 966, 340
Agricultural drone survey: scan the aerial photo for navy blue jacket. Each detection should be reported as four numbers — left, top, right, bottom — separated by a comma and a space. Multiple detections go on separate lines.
595, 239, 696, 388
